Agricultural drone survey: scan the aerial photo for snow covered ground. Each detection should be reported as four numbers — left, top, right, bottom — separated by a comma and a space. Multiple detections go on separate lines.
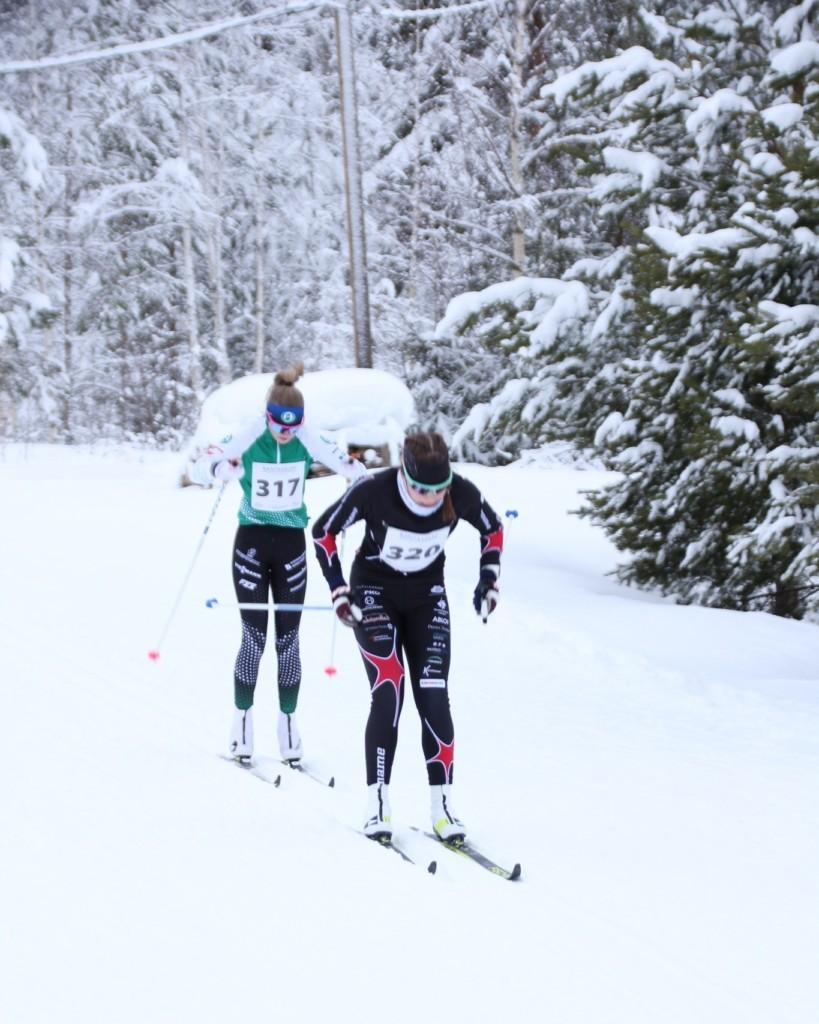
1, 443, 817, 1024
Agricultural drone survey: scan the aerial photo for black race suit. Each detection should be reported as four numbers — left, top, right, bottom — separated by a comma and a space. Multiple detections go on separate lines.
311, 469, 503, 786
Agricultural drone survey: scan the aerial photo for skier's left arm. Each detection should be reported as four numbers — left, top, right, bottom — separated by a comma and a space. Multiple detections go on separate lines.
300, 424, 368, 484
452, 475, 504, 620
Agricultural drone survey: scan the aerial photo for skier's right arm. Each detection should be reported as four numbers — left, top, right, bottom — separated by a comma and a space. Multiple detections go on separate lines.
311, 484, 369, 628
189, 418, 262, 486
311, 482, 367, 591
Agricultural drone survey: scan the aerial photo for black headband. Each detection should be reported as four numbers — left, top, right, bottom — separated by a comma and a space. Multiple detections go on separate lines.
402, 447, 451, 487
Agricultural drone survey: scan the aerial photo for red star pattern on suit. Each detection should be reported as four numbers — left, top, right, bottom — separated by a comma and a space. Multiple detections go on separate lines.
481, 526, 504, 557
424, 718, 455, 784
313, 531, 338, 566
360, 636, 404, 726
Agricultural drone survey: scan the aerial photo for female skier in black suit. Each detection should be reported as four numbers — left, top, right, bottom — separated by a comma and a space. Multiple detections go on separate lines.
311, 431, 503, 841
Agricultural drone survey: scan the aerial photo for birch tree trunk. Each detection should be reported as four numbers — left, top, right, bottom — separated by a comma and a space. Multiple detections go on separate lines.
61, 77, 75, 441
407, 12, 421, 309
181, 217, 202, 400
253, 165, 266, 375
198, 102, 231, 385
179, 69, 202, 401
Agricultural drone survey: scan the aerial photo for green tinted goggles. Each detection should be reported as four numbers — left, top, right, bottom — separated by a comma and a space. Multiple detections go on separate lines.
402, 464, 453, 494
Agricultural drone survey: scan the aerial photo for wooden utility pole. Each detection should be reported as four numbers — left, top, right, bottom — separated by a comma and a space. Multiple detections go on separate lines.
334, 0, 372, 367
509, 0, 527, 276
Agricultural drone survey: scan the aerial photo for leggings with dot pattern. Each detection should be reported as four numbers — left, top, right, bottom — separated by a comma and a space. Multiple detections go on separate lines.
231, 524, 307, 713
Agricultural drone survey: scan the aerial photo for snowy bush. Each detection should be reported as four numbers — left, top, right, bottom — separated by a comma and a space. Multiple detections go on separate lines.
410, 277, 593, 464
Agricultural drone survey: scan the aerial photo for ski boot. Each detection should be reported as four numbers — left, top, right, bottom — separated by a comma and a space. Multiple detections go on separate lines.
229, 707, 254, 763
430, 784, 466, 841
277, 711, 303, 763
363, 782, 392, 841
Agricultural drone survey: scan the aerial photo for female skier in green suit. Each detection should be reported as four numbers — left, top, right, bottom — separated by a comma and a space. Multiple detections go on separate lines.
193, 362, 366, 764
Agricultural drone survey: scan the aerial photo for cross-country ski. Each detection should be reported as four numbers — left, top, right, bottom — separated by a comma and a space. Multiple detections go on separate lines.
280, 760, 335, 788
364, 833, 437, 875
219, 754, 281, 787
411, 827, 521, 881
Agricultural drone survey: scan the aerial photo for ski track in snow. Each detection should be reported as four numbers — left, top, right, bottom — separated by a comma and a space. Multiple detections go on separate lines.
1, 445, 817, 1024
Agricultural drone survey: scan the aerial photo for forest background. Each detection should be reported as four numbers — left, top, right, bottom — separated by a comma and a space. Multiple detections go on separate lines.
1, 0, 817, 619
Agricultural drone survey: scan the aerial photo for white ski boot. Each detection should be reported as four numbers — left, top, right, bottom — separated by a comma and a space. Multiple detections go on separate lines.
363, 782, 392, 840
277, 711, 303, 763
430, 784, 466, 841
229, 707, 254, 761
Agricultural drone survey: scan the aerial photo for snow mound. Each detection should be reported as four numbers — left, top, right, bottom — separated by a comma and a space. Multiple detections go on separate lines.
186, 368, 415, 473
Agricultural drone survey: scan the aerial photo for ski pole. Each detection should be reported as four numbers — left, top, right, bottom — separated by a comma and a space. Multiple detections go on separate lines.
205, 598, 332, 612
324, 529, 347, 676
148, 483, 228, 661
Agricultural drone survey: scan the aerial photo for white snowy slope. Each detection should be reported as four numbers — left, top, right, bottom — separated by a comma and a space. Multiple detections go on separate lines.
1, 444, 818, 1024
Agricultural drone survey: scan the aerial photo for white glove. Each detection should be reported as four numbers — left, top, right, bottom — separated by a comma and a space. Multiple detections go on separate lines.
213, 459, 244, 482
347, 457, 368, 481
331, 585, 363, 628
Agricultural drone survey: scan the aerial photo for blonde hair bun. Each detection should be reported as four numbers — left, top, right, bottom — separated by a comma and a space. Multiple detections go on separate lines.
274, 361, 305, 387
266, 361, 306, 410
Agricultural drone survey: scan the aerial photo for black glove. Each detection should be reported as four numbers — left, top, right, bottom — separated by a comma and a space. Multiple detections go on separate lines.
472, 571, 499, 622
331, 585, 363, 628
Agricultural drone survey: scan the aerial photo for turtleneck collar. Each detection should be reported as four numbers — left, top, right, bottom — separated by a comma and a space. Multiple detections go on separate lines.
396, 468, 444, 517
